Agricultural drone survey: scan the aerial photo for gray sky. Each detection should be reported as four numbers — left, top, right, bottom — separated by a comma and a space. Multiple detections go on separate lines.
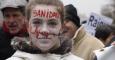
0, 0, 110, 20
61, 0, 109, 16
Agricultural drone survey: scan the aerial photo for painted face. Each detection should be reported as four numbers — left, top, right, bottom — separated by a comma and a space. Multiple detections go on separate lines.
3, 8, 25, 34
63, 20, 78, 40
28, 5, 62, 52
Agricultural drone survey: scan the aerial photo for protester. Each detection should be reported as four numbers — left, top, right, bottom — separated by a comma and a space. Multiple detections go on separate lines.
63, 4, 104, 60
95, 24, 113, 45
93, 41, 115, 60
6, 0, 84, 60
93, 24, 115, 60
106, 24, 115, 46
0, 0, 28, 59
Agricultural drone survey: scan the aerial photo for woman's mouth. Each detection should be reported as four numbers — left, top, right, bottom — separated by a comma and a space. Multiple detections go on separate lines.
37, 37, 51, 39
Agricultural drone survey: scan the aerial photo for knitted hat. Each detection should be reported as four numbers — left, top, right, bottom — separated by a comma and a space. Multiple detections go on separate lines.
64, 4, 80, 27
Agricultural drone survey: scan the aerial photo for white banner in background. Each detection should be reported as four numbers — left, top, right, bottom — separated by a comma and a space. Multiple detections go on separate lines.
85, 13, 113, 36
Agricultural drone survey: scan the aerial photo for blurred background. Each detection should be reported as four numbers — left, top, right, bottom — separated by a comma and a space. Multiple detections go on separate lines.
61, 0, 115, 23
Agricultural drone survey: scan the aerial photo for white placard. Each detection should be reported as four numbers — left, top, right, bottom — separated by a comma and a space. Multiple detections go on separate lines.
84, 12, 113, 35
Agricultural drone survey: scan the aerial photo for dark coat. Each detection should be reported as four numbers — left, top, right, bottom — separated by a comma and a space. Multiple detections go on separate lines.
0, 27, 28, 60
0, 28, 15, 60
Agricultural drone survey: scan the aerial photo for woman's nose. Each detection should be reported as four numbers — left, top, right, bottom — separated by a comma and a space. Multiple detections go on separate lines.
40, 24, 49, 37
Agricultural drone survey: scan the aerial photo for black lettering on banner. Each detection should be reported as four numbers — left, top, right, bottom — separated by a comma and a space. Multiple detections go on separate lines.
93, 19, 97, 27
88, 15, 94, 26
88, 15, 104, 27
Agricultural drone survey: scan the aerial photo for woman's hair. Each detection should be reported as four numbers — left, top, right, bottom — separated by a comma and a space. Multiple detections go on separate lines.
95, 24, 112, 41
26, 0, 64, 23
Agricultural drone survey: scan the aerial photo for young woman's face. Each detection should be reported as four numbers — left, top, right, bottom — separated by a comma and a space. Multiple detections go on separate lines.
28, 5, 62, 52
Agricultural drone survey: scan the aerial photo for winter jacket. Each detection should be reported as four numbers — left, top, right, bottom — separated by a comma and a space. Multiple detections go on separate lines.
5, 27, 84, 60
0, 27, 28, 60
94, 46, 115, 60
71, 26, 104, 60
6, 50, 84, 60
0, 28, 16, 60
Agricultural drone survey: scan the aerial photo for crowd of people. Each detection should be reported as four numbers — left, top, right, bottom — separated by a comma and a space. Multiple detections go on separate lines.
0, 0, 115, 60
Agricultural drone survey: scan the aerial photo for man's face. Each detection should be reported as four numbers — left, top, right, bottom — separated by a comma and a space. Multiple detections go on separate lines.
28, 5, 62, 52
63, 20, 78, 40
3, 8, 25, 34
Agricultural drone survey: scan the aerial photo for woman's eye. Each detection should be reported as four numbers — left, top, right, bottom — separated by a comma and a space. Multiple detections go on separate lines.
48, 22, 57, 26
48, 19, 59, 26
32, 18, 42, 25
33, 21, 41, 24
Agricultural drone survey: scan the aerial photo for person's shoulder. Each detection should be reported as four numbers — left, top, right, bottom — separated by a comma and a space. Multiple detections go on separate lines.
62, 53, 84, 60
6, 57, 23, 60
94, 46, 115, 60
94, 46, 115, 57
6, 50, 31, 60
94, 46, 114, 53
6, 51, 26, 60
87, 33, 104, 45
94, 48, 105, 55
